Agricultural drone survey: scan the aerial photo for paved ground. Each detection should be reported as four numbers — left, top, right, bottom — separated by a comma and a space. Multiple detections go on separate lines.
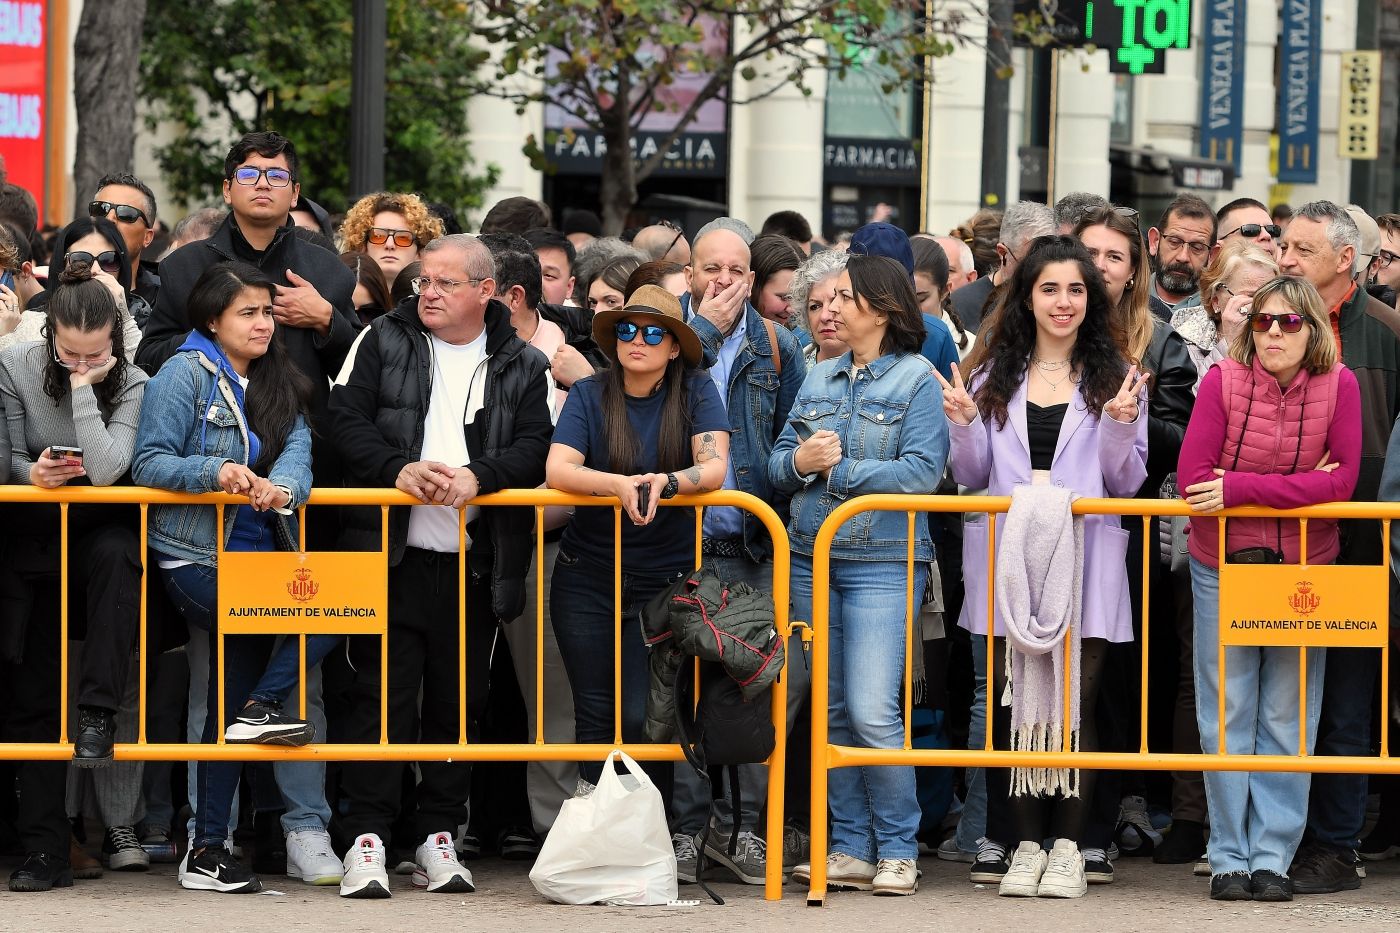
3, 851, 1400, 931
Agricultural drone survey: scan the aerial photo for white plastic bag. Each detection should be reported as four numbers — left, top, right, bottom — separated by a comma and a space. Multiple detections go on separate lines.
529, 749, 678, 906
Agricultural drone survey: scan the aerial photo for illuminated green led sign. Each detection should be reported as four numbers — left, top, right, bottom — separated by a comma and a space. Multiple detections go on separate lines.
1016, 0, 1191, 74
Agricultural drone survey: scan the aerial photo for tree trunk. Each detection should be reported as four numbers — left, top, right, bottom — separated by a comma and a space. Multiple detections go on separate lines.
598, 122, 638, 236
73, 0, 149, 211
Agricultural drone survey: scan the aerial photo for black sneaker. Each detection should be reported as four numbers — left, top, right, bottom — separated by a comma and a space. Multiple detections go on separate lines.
8, 852, 73, 892
1251, 869, 1293, 902
458, 829, 483, 861
179, 846, 263, 893
73, 707, 115, 767
1209, 870, 1253, 901
102, 825, 150, 871
1082, 847, 1114, 884
1291, 844, 1362, 895
1154, 818, 1206, 864
969, 839, 1010, 883
497, 826, 541, 861
224, 701, 314, 746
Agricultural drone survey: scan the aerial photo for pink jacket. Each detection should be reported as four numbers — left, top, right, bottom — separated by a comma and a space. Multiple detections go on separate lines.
1178, 358, 1361, 569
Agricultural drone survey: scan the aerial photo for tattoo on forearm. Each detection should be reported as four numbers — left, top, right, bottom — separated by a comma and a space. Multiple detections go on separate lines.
682, 465, 703, 486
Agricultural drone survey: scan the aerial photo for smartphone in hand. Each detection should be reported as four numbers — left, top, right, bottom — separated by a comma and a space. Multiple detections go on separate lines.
49, 445, 84, 464
637, 482, 652, 516
790, 419, 815, 442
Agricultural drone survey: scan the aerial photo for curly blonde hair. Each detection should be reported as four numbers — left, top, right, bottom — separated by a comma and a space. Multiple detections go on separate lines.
339, 192, 444, 252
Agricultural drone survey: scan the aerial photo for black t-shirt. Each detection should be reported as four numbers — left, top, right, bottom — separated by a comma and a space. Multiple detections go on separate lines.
552, 372, 727, 572
1026, 401, 1067, 472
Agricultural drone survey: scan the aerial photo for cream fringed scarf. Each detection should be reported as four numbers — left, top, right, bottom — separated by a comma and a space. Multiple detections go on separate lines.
995, 484, 1084, 797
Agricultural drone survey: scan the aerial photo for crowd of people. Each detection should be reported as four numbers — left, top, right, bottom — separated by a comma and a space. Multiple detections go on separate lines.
1, 130, 1399, 906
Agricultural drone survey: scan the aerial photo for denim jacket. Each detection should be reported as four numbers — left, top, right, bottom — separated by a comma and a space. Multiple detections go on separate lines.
768, 350, 948, 561
132, 349, 313, 565
683, 296, 806, 559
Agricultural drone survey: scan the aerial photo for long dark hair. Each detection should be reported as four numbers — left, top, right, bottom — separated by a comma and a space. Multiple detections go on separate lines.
845, 254, 926, 356
186, 262, 312, 473
340, 251, 391, 323
41, 261, 130, 410
912, 237, 970, 350
967, 235, 1128, 428
600, 347, 693, 475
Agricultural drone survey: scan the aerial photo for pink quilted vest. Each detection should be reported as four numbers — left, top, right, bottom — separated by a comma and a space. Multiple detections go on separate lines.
1209, 357, 1339, 563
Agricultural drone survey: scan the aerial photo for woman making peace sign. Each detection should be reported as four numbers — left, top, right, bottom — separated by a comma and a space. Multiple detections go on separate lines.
935, 236, 1148, 900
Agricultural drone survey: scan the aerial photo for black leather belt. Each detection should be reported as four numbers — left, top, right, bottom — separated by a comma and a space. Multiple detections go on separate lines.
701, 537, 746, 558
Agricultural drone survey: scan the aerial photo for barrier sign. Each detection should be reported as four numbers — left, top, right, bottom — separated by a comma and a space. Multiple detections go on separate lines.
1340, 51, 1381, 160
218, 551, 388, 636
1220, 563, 1388, 647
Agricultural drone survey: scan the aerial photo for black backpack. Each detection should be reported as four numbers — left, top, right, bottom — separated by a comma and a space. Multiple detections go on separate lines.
673, 657, 775, 905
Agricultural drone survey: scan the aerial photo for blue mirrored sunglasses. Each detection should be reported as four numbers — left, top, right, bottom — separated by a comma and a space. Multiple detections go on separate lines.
615, 321, 668, 346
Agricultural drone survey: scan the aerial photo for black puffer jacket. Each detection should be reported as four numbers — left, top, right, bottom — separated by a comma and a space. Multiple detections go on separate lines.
642, 568, 784, 743
1139, 317, 1196, 495
538, 301, 607, 373
328, 294, 553, 621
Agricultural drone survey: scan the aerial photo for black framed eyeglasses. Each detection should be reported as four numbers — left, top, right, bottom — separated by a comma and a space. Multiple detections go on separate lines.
368, 227, 415, 248
1249, 312, 1306, 334
1222, 223, 1283, 240
615, 321, 668, 345
65, 250, 121, 276
88, 200, 149, 227
231, 166, 293, 187
1161, 233, 1211, 256
1378, 249, 1399, 269
657, 219, 685, 258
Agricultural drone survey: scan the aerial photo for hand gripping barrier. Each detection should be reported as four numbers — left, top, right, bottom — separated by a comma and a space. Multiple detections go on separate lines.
803, 493, 1397, 906
0, 485, 793, 901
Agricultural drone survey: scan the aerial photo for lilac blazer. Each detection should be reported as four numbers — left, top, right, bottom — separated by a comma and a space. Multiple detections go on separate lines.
948, 375, 1148, 643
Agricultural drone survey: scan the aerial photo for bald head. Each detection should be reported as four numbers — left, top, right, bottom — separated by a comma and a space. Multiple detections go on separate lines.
632, 223, 690, 263
686, 228, 754, 306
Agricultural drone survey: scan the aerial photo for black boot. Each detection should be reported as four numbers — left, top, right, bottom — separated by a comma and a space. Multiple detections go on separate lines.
8, 852, 74, 892
73, 707, 115, 767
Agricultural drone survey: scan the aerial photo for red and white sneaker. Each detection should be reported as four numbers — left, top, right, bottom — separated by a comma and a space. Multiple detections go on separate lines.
339, 833, 391, 899
413, 832, 475, 893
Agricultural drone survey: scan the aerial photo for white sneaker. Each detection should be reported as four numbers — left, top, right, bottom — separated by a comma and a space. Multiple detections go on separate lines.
998, 841, 1047, 897
413, 831, 475, 893
1037, 839, 1087, 898
339, 833, 392, 899
872, 858, 919, 896
286, 829, 343, 886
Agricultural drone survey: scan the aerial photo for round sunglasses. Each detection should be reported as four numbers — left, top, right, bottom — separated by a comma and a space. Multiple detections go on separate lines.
1249, 312, 1305, 334
615, 321, 669, 345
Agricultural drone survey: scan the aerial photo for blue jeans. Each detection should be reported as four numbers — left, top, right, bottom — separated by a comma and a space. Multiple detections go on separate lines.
183, 626, 332, 839
551, 550, 685, 786
671, 555, 812, 835
954, 634, 989, 852
1190, 557, 1325, 875
162, 562, 340, 847
794, 552, 926, 862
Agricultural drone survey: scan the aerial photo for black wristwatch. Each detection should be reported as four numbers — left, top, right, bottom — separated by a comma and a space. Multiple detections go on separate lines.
660, 472, 679, 500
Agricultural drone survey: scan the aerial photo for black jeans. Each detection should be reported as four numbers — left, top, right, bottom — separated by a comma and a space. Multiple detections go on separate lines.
336, 548, 496, 849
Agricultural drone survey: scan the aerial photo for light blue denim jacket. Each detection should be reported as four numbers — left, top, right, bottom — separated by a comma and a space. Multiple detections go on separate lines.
769, 350, 947, 561
132, 349, 312, 565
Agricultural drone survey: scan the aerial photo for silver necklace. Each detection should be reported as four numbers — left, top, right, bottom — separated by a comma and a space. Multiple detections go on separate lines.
1036, 367, 1071, 391
1032, 356, 1071, 372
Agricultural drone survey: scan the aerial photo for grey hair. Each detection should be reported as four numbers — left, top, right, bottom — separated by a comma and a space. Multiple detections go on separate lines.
422, 233, 496, 281
1293, 200, 1361, 260
936, 235, 975, 274
787, 249, 849, 314
693, 216, 756, 251
1053, 192, 1111, 231
571, 237, 645, 303
1000, 200, 1057, 253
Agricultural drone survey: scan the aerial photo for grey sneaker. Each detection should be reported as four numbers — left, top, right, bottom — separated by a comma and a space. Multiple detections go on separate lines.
704, 829, 766, 885
782, 824, 810, 871
672, 832, 698, 885
937, 835, 978, 863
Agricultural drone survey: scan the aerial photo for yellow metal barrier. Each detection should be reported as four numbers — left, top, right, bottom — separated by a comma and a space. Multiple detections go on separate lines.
804, 494, 1397, 906
0, 486, 792, 901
